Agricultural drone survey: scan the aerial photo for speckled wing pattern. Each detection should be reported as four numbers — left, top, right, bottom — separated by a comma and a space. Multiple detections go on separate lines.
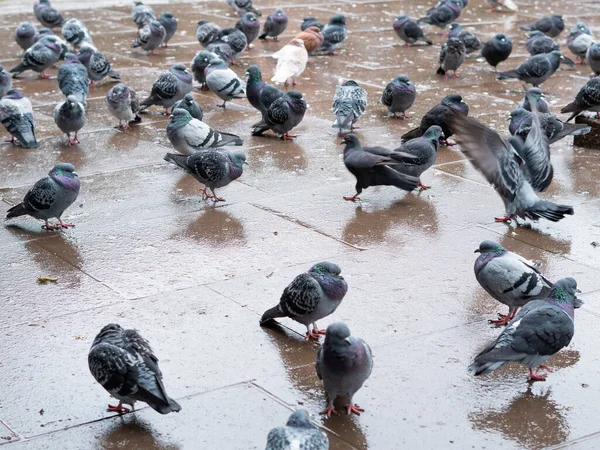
22, 177, 57, 214
88, 341, 137, 396
90, 52, 111, 77
279, 272, 322, 318
332, 84, 367, 128
266, 97, 290, 126
265, 426, 328, 450
517, 55, 551, 80
189, 150, 228, 183
148, 72, 178, 102
380, 84, 395, 107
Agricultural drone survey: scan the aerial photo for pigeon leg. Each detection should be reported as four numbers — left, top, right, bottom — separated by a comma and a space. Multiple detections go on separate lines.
538, 364, 552, 372
40, 72, 50, 79
210, 189, 225, 202
312, 323, 327, 335
453, 72, 460, 78
404, 42, 411, 47
494, 214, 514, 223
346, 403, 364, 416
201, 83, 209, 91
201, 187, 214, 199
402, 112, 412, 119
6, 136, 15, 144
146, 50, 157, 56
343, 193, 360, 202
350, 124, 360, 130
58, 219, 75, 229
42, 220, 61, 231
305, 329, 321, 340
281, 133, 297, 141
527, 368, 547, 382
440, 139, 456, 146
218, 101, 227, 109
418, 180, 431, 190
292, 79, 296, 86
107, 402, 130, 413
320, 404, 338, 417
73, 133, 80, 144
488, 313, 512, 326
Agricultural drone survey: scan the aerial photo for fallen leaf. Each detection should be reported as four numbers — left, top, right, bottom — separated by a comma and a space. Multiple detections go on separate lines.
39, 409, 44, 416
37, 277, 57, 284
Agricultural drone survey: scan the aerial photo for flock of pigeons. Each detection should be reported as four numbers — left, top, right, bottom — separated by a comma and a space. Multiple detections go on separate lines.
0, 0, 596, 448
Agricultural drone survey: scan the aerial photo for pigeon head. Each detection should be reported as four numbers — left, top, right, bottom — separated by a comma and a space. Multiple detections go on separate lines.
549, 277, 583, 312
423, 125, 443, 142
229, 151, 248, 170
341, 80, 359, 87
245, 65, 262, 82
448, 22, 462, 37
5, 89, 24, 99
92, 323, 125, 345
108, 83, 128, 100
50, 163, 79, 190
526, 87, 544, 102
329, 14, 346, 26
182, 93, 194, 105
134, 1, 145, 5
169, 108, 193, 125
341, 133, 360, 148
160, 12, 174, 20
573, 22, 591, 35
149, 20, 164, 33
446, 37, 465, 52
289, 39, 305, 48
509, 107, 529, 122
64, 52, 79, 63
51, 162, 78, 177
393, 74, 411, 85
197, 19, 208, 26
394, 15, 409, 24
310, 261, 342, 277
528, 30, 545, 39
447, 0, 463, 13
170, 64, 190, 79
16, 22, 36, 37
442, 94, 468, 115
273, 8, 286, 19
66, 94, 79, 107
474, 240, 505, 254
207, 58, 227, 69
286, 410, 313, 429
243, 12, 258, 23
324, 322, 353, 345
494, 33, 508, 43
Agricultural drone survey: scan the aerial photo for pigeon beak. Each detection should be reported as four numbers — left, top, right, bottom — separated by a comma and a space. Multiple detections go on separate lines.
474, 249, 480, 253
72, 171, 78, 177
576, 288, 582, 293
243, 161, 249, 165
344, 337, 352, 345
339, 139, 345, 144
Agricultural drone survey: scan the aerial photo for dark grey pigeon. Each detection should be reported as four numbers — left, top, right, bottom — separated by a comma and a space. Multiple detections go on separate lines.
332, 80, 368, 134
560, 76, 600, 121
205, 58, 246, 108
172, 93, 203, 121
508, 108, 591, 145
497, 51, 565, 87
393, 15, 432, 46
226, 0, 262, 17
437, 37, 466, 78
57, 53, 89, 108
158, 12, 177, 47
567, 30, 594, 64
341, 133, 420, 201
88, 324, 181, 414
417, 0, 463, 31
0, 89, 38, 148
139, 64, 192, 114
469, 278, 582, 382
251, 90, 306, 140
0, 66, 12, 98
316, 323, 373, 417
15, 22, 37, 51
448, 23, 481, 54
131, 1, 155, 29
6, 163, 79, 230
380, 74, 416, 119
214, 28, 247, 62
447, 112, 574, 223
191, 50, 216, 90
132, 20, 166, 55
260, 262, 348, 339
164, 149, 247, 202
301, 17, 324, 31
481, 33, 512, 71
61, 18, 93, 51
394, 125, 442, 189
474, 240, 552, 325
77, 44, 120, 85
106, 83, 141, 129
236, 12, 260, 48
10, 35, 66, 79
34, 0, 64, 29
54, 94, 86, 146
265, 410, 328, 450
318, 15, 347, 55
259, 9, 288, 41
586, 43, 600, 76
519, 14, 564, 38
518, 88, 551, 113
525, 31, 558, 55
195, 20, 220, 48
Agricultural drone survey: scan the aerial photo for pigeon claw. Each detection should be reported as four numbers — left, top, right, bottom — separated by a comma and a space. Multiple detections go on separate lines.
417, 180, 431, 190
494, 214, 514, 223
58, 220, 75, 229
527, 368, 547, 382
42, 222, 61, 231
343, 194, 360, 202
346, 403, 364, 416
107, 402, 130, 414
40, 72, 50, 79
281, 133, 297, 141
320, 405, 338, 418
305, 329, 321, 340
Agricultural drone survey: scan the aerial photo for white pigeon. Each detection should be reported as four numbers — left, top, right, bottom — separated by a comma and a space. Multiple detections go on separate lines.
271, 39, 308, 86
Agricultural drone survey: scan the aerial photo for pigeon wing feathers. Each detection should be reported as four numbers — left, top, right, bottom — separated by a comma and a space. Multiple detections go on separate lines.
280, 272, 323, 318
22, 177, 56, 213
519, 104, 553, 192
190, 151, 228, 182
145, 73, 178, 104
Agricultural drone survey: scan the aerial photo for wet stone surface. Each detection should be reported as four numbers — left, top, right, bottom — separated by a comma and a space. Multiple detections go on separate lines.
1, 0, 600, 448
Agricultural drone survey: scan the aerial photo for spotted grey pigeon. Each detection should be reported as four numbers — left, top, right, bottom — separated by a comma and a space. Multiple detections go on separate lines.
341, 133, 420, 201
15, 22, 38, 51
260, 262, 348, 339
474, 240, 552, 325
235, 13, 260, 48
106, 83, 141, 129
57, 53, 89, 108
481, 33, 512, 71
196, 20, 220, 48
437, 37, 466, 78
380, 74, 416, 119
518, 87, 551, 113
77, 44, 120, 85
172, 94, 203, 121
447, 111, 574, 223
6, 163, 79, 230
561, 76, 600, 121
88, 324, 181, 414
393, 15, 432, 46
0, 89, 38, 148
251, 90, 306, 140
0, 67, 12, 98
205, 58, 246, 108
54, 95, 85, 146
191, 51, 216, 90
166, 108, 242, 154
509, 108, 591, 145
449, 23, 481, 54
567, 30, 594, 64
318, 15, 347, 55
139, 64, 192, 114
525, 31, 559, 55
158, 12, 177, 47
301, 17, 324, 31
265, 410, 328, 450
316, 323, 373, 417
402, 94, 468, 144
469, 277, 582, 381
418, 0, 463, 31
226, 0, 262, 17
61, 18, 93, 51
132, 20, 166, 55
259, 9, 288, 41
34, 0, 64, 29
587, 43, 600, 76
10, 35, 67, 79
394, 125, 442, 189
498, 51, 565, 87
331, 80, 367, 134
213, 28, 247, 63
131, 1, 155, 29
164, 149, 247, 202
519, 14, 564, 38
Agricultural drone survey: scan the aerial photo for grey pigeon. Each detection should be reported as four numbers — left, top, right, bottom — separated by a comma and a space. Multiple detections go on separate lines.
61, 18, 93, 51
474, 240, 552, 325
34, 0, 64, 29
226, 0, 262, 17
259, 9, 288, 41
0, 89, 38, 148
106, 83, 141, 129
332, 80, 368, 134
252, 90, 306, 140
139, 64, 192, 114
33, 28, 55, 44
508, 108, 591, 145
301, 17, 324, 31
318, 15, 347, 55
131, 1, 155, 29
54, 94, 85, 145
0, 66, 12, 98
77, 44, 120, 85
260, 262, 348, 339
195, 20, 220, 48
245, 65, 284, 119
15, 22, 38, 51
164, 149, 247, 202
204, 58, 246, 108
518, 87, 551, 113
586, 43, 600, 76
448, 23, 481, 54
88, 324, 181, 414
158, 12, 177, 47
447, 111, 574, 223
497, 51, 565, 87
132, 20, 166, 55
437, 37, 466, 78
191, 51, 216, 90
567, 30, 594, 64
525, 31, 559, 55
519, 14, 564, 38
402, 94, 468, 144
380, 74, 416, 119
236, 13, 260, 48
214, 28, 247, 63
172, 94, 203, 121
393, 15, 432, 46
469, 278, 582, 382
560, 76, 600, 121
418, 0, 463, 31
481, 33, 512, 71
10, 35, 67, 79
6, 163, 79, 230
57, 53, 89, 108
166, 108, 242, 154
265, 410, 328, 450
394, 125, 442, 189
316, 323, 373, 417
341, 133, 419, 201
